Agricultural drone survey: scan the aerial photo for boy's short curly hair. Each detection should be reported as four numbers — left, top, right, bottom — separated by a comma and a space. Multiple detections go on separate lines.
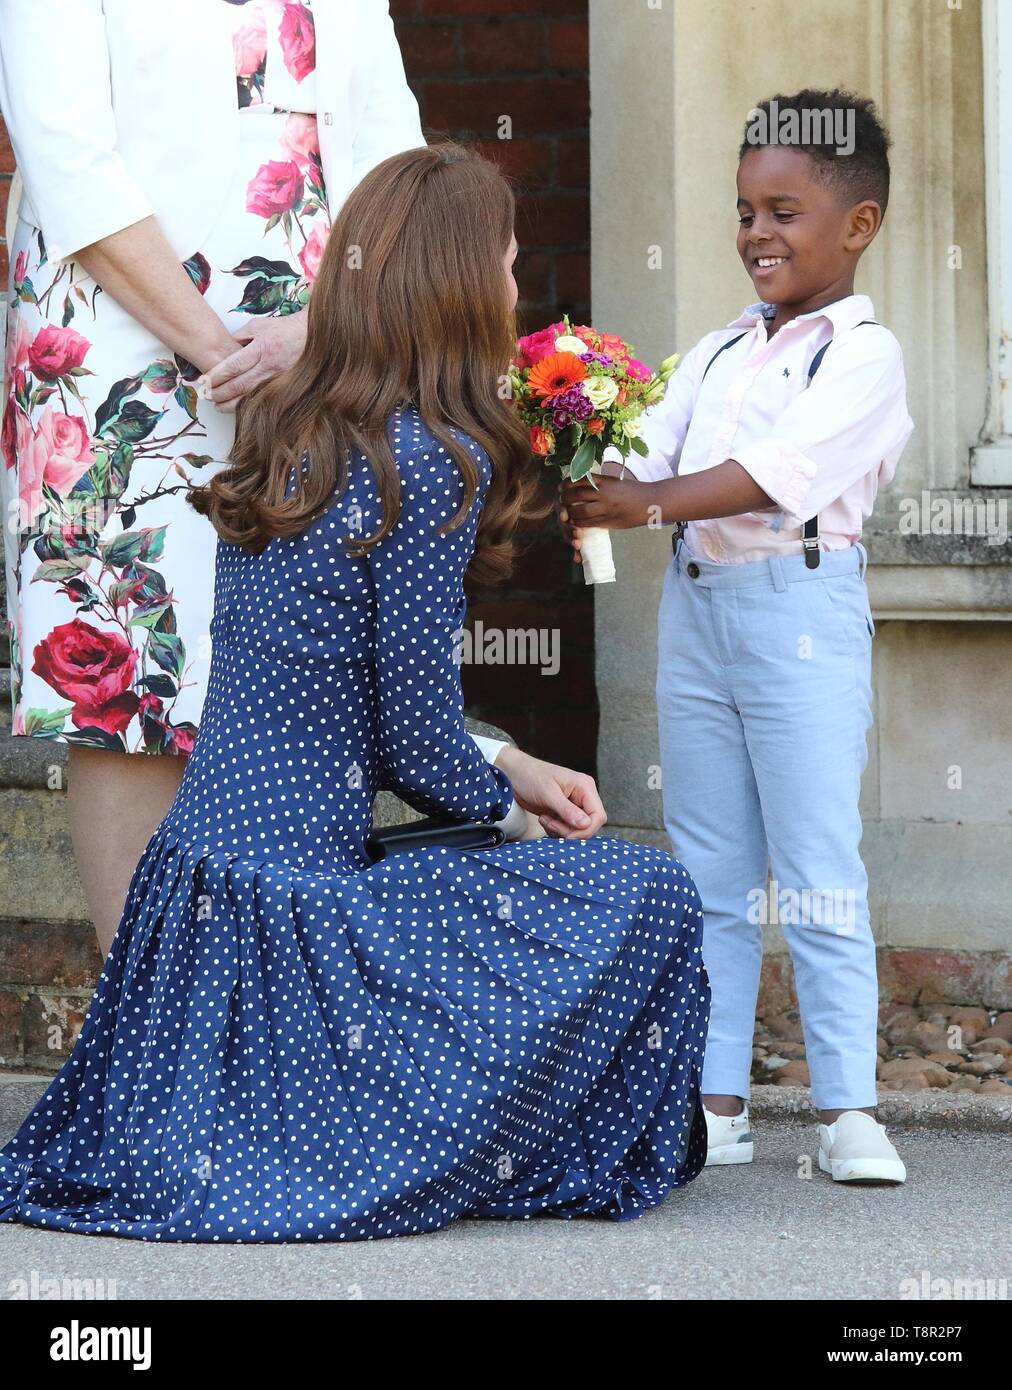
739, 88, 892, 215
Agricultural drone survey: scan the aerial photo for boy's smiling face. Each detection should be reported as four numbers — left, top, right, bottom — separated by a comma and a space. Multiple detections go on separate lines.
736, 145, 881, 324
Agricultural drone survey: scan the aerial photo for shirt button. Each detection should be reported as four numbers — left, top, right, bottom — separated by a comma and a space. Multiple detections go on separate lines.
686, 562, 700, 579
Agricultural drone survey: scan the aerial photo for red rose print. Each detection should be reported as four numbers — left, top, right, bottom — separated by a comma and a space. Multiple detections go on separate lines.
33, 618, 139, 733
279, 2, 316, 83
246, 160, 305, 219
138, 692, 164, 720
169, 724, 197, 756
85, 690, 142, 737
27, 325, 91, 381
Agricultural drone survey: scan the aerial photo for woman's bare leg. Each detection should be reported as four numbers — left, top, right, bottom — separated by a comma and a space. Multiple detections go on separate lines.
66, 746, 188, 959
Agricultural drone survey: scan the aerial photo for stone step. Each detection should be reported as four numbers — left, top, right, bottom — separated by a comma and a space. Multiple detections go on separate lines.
0, 709, 516, 1072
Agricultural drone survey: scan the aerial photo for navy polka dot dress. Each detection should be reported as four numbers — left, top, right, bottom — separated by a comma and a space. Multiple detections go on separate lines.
0, 408, 709, 1242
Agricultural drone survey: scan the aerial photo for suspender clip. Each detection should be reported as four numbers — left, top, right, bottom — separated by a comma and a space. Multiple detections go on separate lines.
802, 515, 821, 569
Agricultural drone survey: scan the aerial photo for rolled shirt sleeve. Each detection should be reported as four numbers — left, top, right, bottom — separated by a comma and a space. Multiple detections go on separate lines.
0, 0, 155, 265
730, 326, 915, 527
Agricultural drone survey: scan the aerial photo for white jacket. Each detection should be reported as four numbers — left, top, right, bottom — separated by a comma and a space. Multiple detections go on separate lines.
0, 0, 425, 267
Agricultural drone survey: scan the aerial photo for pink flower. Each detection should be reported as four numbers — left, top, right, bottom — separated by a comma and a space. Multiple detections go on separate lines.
281, 113, 320, 168
27, 324, 91, 381
246, 159, 304, 219
16, 412, 45, 528
4, 313, 32, 382
298, 224, 330, 283
13, 250, 28, 285
624, 358, 652, 381
232, 9, 267, 77
19, 407, 93, 526
279, 2, 316, 82
32, 618, 139, 736
515, 323, 567, 370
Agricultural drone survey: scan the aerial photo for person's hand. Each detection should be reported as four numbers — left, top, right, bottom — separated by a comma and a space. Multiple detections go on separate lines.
559, 473, 656, 532
199, 313, 309, 409
518, 810, 549, 841
494, 746, 607, 840
556, 490, 586, 566
557, 459, 633, 564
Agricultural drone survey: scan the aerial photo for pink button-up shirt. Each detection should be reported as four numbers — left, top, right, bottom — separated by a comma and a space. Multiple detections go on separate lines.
616, 293, 915, 564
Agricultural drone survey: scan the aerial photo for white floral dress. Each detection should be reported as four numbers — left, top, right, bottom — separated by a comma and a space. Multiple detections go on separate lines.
1, 0, 331, 754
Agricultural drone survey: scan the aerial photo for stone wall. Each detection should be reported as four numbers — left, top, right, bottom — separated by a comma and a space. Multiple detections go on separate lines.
588, 0, 1012, 1010
0, 1, 596, 1066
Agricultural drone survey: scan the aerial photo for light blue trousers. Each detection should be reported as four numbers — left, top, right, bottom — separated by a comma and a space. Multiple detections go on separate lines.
656, 536, 879, 1111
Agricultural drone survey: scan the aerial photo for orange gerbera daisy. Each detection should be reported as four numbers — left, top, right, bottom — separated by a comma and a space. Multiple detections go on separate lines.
526, 352, 588, 399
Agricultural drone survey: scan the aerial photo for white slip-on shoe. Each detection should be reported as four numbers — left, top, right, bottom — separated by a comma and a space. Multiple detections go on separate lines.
704, 1105, 754, 1165
818, 1111, 907, 1183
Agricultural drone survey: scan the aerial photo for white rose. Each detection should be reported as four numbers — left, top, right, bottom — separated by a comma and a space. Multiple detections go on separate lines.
583, 376, 620, 409
554, 334, 588, 356
622, 413, 646, 440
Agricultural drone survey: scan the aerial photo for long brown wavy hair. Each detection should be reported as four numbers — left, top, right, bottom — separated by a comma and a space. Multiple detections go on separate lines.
188, 143, 552, 584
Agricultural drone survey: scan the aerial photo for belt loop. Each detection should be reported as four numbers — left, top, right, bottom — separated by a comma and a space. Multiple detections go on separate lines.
769, 554, 787, 593
856, 541, 868, 579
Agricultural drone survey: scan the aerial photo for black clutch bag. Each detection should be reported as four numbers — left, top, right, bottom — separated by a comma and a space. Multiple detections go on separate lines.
365, 816, 507, 863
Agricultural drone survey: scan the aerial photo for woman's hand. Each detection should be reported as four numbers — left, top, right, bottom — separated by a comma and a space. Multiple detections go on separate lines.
201, 313, 309, 408
557, 494, 586, 566
495, 746, 607, 840
73, 216, 238, 375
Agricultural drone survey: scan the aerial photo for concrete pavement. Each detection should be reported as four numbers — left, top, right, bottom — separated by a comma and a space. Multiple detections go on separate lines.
1, 1077, 1009, 1300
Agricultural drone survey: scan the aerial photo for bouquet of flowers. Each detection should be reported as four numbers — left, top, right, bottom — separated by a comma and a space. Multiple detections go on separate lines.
510, 318, 679, 584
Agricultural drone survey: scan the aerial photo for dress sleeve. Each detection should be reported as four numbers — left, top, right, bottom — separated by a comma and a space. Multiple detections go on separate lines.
349, 1, 425, 188
363, 431, 517, 825
0, 0, 155, 266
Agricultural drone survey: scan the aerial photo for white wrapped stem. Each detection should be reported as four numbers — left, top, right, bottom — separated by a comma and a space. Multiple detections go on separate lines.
578, 459, 616, 584
579, 526, 616, 585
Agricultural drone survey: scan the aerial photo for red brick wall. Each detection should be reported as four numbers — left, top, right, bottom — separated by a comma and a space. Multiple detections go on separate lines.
0, 0, 597, 770
393, 0, 595, 768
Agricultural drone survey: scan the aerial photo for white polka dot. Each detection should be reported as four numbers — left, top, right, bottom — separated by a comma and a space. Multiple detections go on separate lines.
0, 407, 709, 1241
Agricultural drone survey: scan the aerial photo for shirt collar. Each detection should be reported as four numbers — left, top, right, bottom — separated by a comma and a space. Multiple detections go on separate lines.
728, 293, 875, 332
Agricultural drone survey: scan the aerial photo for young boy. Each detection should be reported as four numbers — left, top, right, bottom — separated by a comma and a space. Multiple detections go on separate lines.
561, 89, 914, 1182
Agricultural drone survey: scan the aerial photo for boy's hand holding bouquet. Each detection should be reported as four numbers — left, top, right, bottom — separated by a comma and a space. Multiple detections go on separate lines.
510, 319, 678, 583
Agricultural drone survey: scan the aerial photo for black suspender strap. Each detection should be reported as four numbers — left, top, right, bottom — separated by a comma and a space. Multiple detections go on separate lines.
799, 320, 878, 570
687, 319, 879, 570
805, 320, 876, 385
673, 332, 749, 553
802, 515, 821, 568
701, 331, 749, 382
